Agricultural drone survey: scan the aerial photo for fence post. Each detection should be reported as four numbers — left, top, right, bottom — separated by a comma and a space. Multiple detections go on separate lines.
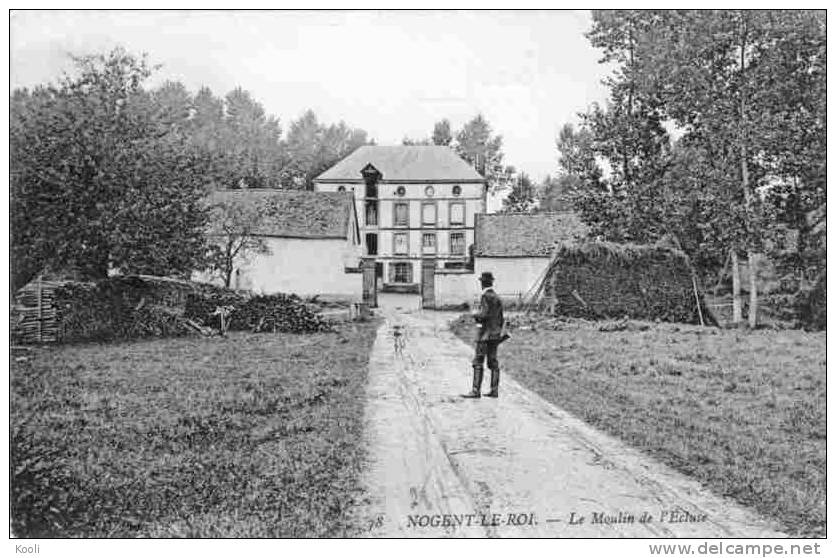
37, 275, 43, 343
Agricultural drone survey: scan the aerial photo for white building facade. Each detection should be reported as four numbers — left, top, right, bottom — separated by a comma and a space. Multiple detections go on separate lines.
314, 146, 486, 293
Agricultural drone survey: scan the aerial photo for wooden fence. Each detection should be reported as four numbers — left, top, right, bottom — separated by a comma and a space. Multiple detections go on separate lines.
11, 277, 74, 344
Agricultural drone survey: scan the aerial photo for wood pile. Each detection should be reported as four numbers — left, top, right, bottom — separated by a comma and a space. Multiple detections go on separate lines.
185, 292, 333, 333
12, 274, 335, 344
11, 277, 75, 344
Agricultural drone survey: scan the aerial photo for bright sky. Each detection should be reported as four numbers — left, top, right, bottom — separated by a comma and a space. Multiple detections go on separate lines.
10, 10, 615, 182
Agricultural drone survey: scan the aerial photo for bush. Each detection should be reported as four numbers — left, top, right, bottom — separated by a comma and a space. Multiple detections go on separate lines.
796, 271, 826, 331
54, 279, 198, 342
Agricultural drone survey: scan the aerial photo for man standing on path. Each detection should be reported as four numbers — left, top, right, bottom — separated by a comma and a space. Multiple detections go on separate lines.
462, 271, 505, 399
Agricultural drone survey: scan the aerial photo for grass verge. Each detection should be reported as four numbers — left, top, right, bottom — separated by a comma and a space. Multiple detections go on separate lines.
451, 316, 825, 537
11, 319, 380, 537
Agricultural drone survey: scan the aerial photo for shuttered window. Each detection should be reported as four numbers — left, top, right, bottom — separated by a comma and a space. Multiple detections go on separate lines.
450, 232, 465, 255
422, 233, 436, 254
395, 203, 409, 226
422, 202, 436, 225
365, 201, 378, 226
393, 232, 408, 254
450, 202, 465, 225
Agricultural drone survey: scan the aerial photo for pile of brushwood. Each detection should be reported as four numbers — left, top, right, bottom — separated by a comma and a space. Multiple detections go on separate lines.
185, 292, 333, 333
53, 278, 201, 343
39, 275, 332, 344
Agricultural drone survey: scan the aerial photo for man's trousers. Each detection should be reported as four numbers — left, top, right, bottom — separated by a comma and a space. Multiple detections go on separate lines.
472, 339, 501, 392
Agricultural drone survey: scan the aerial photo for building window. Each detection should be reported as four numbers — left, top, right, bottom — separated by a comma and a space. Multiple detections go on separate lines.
365, 201, 378, 226
450, 202, 465, 225
337, 185, 346, 192
365, 183, 378, 198
450, 232, 465, 255
390, 262, 413, 283
394, 203, 409, 227
393, 232, 408, 254
365, 233, 378, 256
422, 202, 436, 226
396, 186, 406, 197
425, 185, 435, 197
452, 185, 461, 196
422, 232, 436, 254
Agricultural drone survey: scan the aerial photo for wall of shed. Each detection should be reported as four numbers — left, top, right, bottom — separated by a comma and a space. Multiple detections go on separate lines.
474, 257, 551, 301
434, 271, 479, 307
196, 237, 362, 298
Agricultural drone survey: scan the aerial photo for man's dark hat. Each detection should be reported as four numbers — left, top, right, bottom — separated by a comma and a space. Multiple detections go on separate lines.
479, 272, 494, 283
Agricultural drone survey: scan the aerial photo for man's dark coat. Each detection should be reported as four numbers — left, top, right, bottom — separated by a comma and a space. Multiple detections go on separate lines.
474, 288, 504, 341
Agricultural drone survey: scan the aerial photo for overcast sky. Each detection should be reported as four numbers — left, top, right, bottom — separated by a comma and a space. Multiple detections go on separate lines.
10, 10, 615, 181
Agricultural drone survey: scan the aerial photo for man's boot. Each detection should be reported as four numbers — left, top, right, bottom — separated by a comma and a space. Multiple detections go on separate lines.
485, 367, 500, 397
461, 365, 483, 398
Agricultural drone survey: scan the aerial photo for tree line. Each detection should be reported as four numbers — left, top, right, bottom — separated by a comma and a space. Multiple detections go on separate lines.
403, 115, 515, 195
10, 48, 371, 289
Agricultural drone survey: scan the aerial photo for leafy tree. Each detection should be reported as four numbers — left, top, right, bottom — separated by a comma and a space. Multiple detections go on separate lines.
571, 10, 825, 326
10, 48, 212, 286
203, 199, 270, 288
537, 174, 577, 213
401, 136, 432, 146
454, 114, 511, 193
501, 172, 537, 213
432, 119, 453, 146
282, 109, 370, 189
642, 10, 825, 326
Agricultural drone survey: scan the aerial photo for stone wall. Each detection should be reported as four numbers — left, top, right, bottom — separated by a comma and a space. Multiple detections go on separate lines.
434, 270, 478, 308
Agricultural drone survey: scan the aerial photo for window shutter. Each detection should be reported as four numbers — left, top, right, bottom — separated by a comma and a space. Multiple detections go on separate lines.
450, 202, 464, 225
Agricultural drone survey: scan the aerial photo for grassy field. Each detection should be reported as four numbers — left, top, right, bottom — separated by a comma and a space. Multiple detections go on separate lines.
11, 319, 380, 538
452, 316, 826, 537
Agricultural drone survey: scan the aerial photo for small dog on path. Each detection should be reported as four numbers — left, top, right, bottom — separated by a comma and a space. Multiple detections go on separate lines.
392, 324, 406, 356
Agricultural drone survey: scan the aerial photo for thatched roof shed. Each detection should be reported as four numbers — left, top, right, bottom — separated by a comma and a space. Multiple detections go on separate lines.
538, 240, 714, 324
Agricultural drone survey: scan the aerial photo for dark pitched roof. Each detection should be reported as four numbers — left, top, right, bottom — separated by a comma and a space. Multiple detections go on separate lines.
314, 145, 485, 183
207, 189, 356, 239
474, 212, 588, 257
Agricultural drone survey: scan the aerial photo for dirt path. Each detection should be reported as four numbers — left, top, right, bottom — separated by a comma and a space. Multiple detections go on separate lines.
355, 308, 784, 538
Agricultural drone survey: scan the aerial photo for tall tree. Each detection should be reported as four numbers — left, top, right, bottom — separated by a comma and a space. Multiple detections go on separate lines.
573, 10, 825, 326
501, 172, 537, 213
10, 48, 212, 285
454, 114, 511, 193
282, 109, 370, 189
537, 174, 577, 213
222, 87, 283, 189
637, 10, 824, 327
432, 119, 453, 146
